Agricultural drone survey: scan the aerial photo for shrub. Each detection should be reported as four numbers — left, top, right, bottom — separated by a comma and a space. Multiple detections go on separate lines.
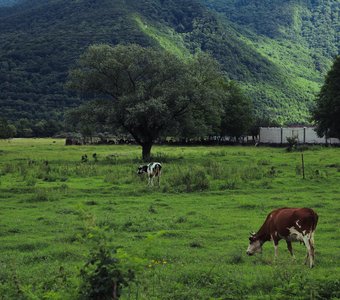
27, 189, 49, 202
219, 180, 239, 190
25, 176, 37, 186
316, 279, 340, 299
169, 167, 210, 192
229, 252, 244, 265
150, 152, 171, 163
79, 244, 135, 300
257, 159, 270, 166
27, 189, 58, 202
189, 241, 203, 248
286, 136, 298, 152
241, 166, 264, 181
203, 160, 224, 179
1, 163, 15, 175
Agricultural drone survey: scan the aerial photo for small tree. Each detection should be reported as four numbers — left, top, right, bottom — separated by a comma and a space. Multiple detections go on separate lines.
313, 56, 340, 138
79, 244, 135, 300
220, 81, 254, 141
67, 44, 227, 160
0, 118, 16, 139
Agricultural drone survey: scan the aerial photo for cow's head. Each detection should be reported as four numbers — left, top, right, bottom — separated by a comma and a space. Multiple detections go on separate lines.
137, 165, 148, 175
246, 232, 263, 256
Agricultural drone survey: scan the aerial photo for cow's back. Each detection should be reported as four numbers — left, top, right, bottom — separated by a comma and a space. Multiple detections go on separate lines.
269, 208, 318, 237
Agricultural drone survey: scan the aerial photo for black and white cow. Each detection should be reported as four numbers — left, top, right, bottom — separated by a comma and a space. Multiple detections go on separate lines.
137, 162, 162, 186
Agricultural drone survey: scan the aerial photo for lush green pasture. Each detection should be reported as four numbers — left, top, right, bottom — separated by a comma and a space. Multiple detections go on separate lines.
0, 139, 339, 299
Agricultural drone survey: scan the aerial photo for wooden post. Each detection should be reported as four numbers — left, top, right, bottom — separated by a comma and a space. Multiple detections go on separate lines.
301, 153, 305, 179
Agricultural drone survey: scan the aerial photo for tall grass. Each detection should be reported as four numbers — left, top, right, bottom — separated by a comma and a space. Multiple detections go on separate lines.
0, 139, 339, 299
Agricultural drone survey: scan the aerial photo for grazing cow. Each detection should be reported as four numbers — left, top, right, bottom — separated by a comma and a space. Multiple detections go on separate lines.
246, 207, 318, 268
137, 162, 162, 186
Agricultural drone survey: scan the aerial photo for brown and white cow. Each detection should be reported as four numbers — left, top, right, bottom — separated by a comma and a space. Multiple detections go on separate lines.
137, 162, 162, 186
246, 207, 318, 268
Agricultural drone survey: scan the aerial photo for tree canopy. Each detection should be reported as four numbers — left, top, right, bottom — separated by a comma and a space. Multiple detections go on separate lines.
67, 44, 233, 160
0, 117, 16, 139
220, 81, 254, 140
313, 56, 340, 139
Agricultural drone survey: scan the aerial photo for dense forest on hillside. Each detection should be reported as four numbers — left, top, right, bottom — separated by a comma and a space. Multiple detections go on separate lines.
205, 0, 339, 69
0, 0, 339, 135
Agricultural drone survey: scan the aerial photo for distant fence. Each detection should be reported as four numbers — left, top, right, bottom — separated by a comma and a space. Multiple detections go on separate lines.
259, 127, 340, 145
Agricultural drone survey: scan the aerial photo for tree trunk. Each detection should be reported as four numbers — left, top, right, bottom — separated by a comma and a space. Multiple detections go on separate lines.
142, 142, 152, 161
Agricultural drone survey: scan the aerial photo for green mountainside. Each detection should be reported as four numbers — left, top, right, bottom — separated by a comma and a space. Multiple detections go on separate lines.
0, 0, 339, 127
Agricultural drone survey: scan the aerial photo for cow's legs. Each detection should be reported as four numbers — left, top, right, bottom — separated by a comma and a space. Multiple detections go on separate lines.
157, 175, 160, 187
273, 240, 279, 258
286, 241, 295, 258
303, 234, 314, 268
309, 231, 315, 266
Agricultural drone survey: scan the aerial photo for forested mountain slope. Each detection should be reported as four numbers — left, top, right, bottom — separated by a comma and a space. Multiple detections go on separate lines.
204, 0, 339, 122
0, 0, 338, 127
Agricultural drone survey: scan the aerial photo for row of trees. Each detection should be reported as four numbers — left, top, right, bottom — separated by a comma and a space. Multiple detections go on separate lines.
0, 118, 62, 138
1, 42, 337, 161
65, 45, 340, 160
66, 44, 254, 160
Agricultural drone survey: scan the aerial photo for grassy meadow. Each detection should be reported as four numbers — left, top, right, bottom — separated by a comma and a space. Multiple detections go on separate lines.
0, 138, 339, 299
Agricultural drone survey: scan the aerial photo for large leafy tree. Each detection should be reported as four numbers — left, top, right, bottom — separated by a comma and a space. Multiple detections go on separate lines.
313, 56, 340, 138
67, 44, 227, 160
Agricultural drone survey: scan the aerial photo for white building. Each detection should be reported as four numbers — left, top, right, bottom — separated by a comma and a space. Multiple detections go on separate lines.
259, 127, 340, 144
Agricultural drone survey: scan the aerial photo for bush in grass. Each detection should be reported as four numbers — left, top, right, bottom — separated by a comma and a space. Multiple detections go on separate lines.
211, 277, 248, 299
295, 164, 302, 175
286, 136, 298, 152
219, 178, 240, 190
27, 189, 58, 202
79, 244, 135, 300
74, 164, 98, 177
78, 210, 137, 300
228, 251, 244, 264
169, 167, 209, 192
241, 166, 264, 181
315, 279, 340, 299
150, 152, 172, 163
28, 189, 49, 202
105, 155, 118, 165
308, 168, 328, 179
257, 159, 270, 166
104, 172, 117, 184
202, 160, 224, 180
25, 176, 37, 186
1, 163, 15, 175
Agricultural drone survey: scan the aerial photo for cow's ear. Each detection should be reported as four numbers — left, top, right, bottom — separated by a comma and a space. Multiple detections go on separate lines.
143, 166, 148, 172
